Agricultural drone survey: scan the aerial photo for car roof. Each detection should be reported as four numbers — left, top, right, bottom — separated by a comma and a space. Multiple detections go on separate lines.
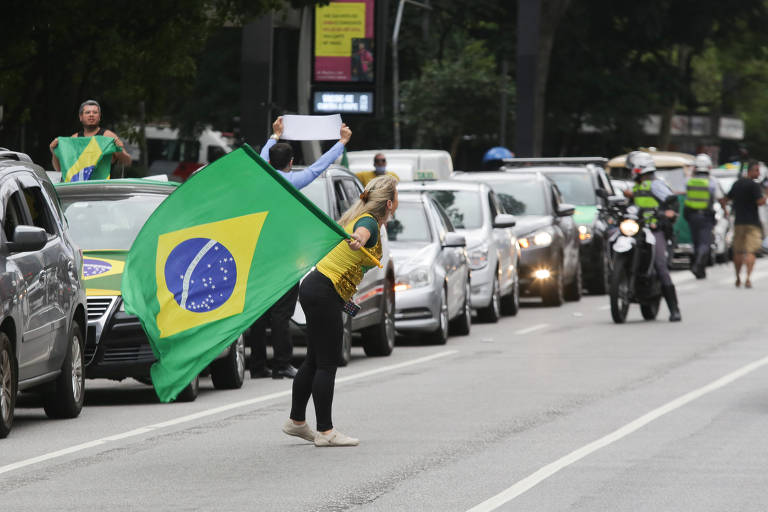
292, 164, 359, 181
607, 150, 694, 169
398, 179, 487, 192
504, 165, 591, 174
454, 170, 551, 183
0, 148, 54, 184
55, 178, 179, 196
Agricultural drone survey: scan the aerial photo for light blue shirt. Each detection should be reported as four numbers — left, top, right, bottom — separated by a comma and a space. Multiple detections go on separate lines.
650, 178, 674, 202
260, 138, 344, 190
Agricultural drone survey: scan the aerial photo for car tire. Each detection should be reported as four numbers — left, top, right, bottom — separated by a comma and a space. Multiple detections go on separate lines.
0, 333, 16, 439
564, 261, 582, 302
449, 279, 472, 336
210, 335, 246, 390
542, 262, 564, 307
43, 321, 84, 419
428, 287, 449, 345
477, 275, 501, 323
500, 272, 520, 316
176, 375, 199, 402
363, 275, 395, 357
339, 312, 352, 366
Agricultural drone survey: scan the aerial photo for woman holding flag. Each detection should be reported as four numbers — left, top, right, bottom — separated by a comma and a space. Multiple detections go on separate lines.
284, 175, 399, 447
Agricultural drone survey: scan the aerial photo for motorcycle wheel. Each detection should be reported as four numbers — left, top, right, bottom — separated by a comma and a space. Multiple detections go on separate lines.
640, 296, 661, 320
609, 255, 630, 324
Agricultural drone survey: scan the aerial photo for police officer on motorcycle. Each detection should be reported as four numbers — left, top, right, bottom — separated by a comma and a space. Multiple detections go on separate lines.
683, 153, 725, 279
623, 151, 682, 322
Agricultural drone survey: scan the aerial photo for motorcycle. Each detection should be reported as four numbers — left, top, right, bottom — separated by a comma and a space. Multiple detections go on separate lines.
606, 202, 663, 323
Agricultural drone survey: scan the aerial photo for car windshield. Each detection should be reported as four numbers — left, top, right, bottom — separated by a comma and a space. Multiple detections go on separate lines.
544, 173, 596, 205
485, 180, 547, 216
387, 202, 432, 242
301, 179, 330, 214
60, 194, 166, 250
424, 190, 482, 229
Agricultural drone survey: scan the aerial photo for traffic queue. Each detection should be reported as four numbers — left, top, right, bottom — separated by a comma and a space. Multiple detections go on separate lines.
0, 133, 754, 439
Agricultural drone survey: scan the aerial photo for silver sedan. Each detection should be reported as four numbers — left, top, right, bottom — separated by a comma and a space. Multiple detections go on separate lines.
388, 192, 471, 344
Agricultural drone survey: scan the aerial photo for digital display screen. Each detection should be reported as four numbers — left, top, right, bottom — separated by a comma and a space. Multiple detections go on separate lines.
313, 91, 374, 114
314, 0, 375, 83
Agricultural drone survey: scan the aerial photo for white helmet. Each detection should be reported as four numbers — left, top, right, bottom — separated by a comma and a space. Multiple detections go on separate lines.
627, 151, 656, 177
693, 153, 712, 174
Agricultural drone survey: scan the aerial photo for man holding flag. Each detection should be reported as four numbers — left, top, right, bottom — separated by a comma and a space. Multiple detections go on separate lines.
49, 100, 131, 181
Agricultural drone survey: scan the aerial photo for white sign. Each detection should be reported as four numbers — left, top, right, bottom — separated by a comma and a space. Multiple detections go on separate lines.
718, 117, 745, 140
281, 114, 342, 141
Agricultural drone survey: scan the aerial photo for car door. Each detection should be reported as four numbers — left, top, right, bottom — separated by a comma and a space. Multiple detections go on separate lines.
17, 173, 70, 370
488, 190, 515, 295
429, 199, 463, 317
2, 178, 49, 380
552, 184, 579, 277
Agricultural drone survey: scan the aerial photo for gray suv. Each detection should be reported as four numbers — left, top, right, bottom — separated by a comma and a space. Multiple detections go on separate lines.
0, 149, 87, 438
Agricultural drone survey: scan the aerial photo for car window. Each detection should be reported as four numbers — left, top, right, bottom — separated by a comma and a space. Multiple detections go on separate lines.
342, 178, 362, 201
485, 180, 548, 216
21, 186, 57, 235
60, 194, 166, 250
3, 191, 26, 242
302, 179, 330, 216
545, 173, 597, 206
386, 202, 432, 242
425, 190, 483, 229
333, 179, 353, 216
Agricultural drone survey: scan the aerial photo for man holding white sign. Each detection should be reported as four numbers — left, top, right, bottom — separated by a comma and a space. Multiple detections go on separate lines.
246, 115, 353, 379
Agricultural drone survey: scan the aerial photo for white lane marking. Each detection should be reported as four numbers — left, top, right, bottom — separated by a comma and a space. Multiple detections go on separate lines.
0, 350, 458, 476
515, 324, 548, 335
466, 353, 768, 512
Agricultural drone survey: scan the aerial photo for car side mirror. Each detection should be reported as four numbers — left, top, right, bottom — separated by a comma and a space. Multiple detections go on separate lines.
443, 232, 466, 247
595, 188, 610, 199
493, 213, 516, 228
6, 225, 47, 253
607, 195, 628, 207
557, 203, 575, 217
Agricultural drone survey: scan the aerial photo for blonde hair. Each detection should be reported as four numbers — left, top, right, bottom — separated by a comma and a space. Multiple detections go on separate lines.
339, 175, 398, 226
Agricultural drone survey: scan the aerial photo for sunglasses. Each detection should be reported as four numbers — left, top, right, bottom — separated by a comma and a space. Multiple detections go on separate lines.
375, 158, 386, 163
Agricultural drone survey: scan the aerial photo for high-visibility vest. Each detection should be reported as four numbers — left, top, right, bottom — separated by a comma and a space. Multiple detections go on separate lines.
633, 180, 659, 225
684, 176, 712, 210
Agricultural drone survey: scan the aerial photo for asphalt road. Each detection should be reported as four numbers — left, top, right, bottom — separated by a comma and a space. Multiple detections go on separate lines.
3, 261, 768, 511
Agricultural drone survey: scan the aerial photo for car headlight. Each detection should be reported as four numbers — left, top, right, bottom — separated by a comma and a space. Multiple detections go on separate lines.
520, 230, 553, 249
578, 225, 592, 241
619, 219, 640, 236
395, 266, 432, 291
468, 244, 489, 269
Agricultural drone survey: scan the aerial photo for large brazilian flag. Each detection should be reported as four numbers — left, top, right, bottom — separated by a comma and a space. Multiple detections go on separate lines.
122, 144, 349, 402
54, 136, 120, 182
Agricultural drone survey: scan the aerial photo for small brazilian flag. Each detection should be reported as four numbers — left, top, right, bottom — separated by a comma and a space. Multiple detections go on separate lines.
54, 136, 119, 182
121, 144, 348, 402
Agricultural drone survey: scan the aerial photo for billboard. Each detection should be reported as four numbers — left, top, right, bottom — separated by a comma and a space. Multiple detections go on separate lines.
314, 0, 376, 82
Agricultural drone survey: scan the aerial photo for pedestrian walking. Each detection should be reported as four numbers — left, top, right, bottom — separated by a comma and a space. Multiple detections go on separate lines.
283, 175, 398, 447
246, 116, 353, 379
683, 153, 725, 279
727, 160, 767, 288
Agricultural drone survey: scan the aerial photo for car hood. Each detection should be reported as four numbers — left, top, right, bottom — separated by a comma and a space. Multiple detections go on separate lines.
514, 216, 552, 237
573, 205, 597, 226
391, 243, 438, 273
82, 250, 127, 297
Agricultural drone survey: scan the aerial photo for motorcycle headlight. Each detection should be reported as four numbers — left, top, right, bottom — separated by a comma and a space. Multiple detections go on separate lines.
395, 266, 432, 291
619, 219, 640, 236
578, 225, 592, 241
533, 231, 553, 247
468, 244, 489, 269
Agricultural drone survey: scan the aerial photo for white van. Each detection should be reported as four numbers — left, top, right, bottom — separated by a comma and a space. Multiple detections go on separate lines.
344, 149, 453, 181
126, 124, 233, 180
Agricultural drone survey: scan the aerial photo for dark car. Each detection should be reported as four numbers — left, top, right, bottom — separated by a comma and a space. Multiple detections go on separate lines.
455, 171, 580, 306
502, 159, 616, 294
293, 165, 396, 362
55, 179, 245, 402
0, 148, 87, 438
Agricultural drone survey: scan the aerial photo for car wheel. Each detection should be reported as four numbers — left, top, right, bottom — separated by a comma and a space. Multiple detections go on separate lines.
339, 312, 352, 366
176, 375, 200, 402
43, 321, 84, 419
477, 275, 501, 323
449, 279, 472, 336
210, 335, 246, 390
542, 262, 564, 307
363, 275, 395, 357
428, 287, 449, 345
501, 271, 520, 316
564, 261, 582, 301
0, 333, 16, 439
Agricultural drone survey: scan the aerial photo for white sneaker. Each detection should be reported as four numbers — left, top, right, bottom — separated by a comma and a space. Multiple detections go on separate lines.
282, 420, 316, 442
314, 429, 359, 447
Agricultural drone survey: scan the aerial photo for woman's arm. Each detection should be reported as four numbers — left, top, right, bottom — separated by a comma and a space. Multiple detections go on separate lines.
346, 226, 371, 251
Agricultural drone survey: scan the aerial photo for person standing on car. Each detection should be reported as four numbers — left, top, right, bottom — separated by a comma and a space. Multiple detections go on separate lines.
624, 152, 682, 321
282, 175, 398, 447
246, 116, 353, 379
683, 153, 725, 279
727, 160, 767, 288
49, 100, 132, 173
355, 153, 399, 186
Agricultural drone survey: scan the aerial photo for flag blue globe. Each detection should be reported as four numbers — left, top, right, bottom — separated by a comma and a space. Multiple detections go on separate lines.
164, 238, 237, 313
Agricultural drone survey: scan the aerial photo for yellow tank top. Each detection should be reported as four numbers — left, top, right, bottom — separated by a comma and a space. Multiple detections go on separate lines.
316, 213, 382, 302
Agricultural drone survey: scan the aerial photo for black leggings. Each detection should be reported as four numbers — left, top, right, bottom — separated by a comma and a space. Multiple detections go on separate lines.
290, 270, 344, 432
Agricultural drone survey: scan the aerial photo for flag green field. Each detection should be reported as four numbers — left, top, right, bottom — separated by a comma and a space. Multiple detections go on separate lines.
121, 144, 348, 402
53, 136, 119, 182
